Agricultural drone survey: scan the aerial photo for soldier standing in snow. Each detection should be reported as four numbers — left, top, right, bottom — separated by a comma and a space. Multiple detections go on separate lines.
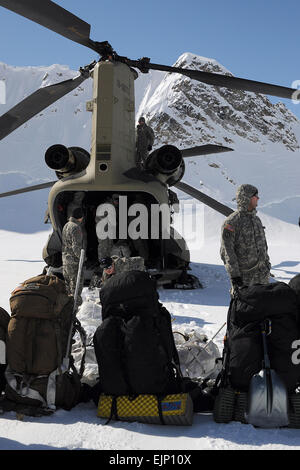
62, 207, 86, 306
220, 184, 271, 292
136, 116, 155, 168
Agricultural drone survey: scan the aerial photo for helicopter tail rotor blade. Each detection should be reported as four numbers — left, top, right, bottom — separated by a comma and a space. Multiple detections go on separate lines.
0, 73, 87, 141
0, 181, 56, 199
181, 144, 233, 158
176, 181, 233, 217
0, 0, 99, 52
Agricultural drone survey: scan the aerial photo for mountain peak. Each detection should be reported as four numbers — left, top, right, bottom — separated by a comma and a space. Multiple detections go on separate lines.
174, 53, 232, 76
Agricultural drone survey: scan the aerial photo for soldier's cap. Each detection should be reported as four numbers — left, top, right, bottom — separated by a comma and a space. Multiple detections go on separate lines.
112, 193, 120, 202
138, 116, 145, 123
237, 184, 258, 197
99, 257, 114, 269
236, 184, 259, 211
71, 207, 84, 219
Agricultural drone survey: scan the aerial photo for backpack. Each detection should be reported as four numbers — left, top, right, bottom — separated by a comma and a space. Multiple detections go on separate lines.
94, 270, 183, 397
227, 282, 300, 392
3, 274, 85, 415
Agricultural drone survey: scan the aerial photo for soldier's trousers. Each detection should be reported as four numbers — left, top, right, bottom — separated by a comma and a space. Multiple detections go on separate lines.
63, 263, 84, 308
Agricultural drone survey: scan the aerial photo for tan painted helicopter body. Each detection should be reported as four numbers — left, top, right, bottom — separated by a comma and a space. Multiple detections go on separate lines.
45, 60, 190, 287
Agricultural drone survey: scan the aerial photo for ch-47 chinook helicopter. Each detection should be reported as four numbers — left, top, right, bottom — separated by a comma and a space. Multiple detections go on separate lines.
0, 0, 299, 288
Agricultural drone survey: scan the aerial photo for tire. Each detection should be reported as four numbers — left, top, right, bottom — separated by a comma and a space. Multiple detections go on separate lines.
288, 393, 300, 428
213, 387, 235, 423
233, 392, 248, 423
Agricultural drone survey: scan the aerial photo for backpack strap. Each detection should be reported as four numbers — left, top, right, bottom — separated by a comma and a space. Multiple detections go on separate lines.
156, 395, 166, 425
105, 395, 118, 425
74, 319, 87, 379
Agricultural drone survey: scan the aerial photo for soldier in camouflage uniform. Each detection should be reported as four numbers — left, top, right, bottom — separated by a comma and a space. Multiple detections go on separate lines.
95, 194, 121, 261
100, 255, 145, 284
136, 117, 155, 168
220, 184, 271, 292
62, 207, 86, 306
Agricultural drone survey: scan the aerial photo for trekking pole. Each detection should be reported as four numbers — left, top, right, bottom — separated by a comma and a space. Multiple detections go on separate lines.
63, 249, 85, 371
185, 322, 227, 369
201, 322, 227, 353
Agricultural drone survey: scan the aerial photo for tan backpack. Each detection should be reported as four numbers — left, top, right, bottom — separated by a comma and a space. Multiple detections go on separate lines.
4, 274, 85, 415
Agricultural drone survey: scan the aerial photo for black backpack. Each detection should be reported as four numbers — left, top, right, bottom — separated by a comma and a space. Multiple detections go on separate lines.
93, 271, 183, 397
226, 282, 300, 392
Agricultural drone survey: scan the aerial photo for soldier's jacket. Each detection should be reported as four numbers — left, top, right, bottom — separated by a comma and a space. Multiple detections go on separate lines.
136, 124, 155, 155
62, 217, 85, 266
220, 184, 271, 281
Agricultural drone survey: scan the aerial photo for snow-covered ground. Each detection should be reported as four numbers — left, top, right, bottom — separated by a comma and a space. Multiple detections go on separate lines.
0, 207, 300, 451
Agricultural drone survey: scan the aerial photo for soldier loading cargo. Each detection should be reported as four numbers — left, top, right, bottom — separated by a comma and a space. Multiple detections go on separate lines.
62, 207, 86, 306
136, 117, 155, 169
220, 184, 271, 291
100, 255, 145, 284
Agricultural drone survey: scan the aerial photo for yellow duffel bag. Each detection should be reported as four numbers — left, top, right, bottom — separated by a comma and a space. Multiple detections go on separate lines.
97, 392, 193, 426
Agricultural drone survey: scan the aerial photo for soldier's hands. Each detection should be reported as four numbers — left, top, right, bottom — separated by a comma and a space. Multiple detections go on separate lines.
231, 276, 243, 288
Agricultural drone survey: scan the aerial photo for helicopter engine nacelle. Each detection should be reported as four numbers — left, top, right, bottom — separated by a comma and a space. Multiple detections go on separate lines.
145, 145, 185, 186
45, 144, 90, 178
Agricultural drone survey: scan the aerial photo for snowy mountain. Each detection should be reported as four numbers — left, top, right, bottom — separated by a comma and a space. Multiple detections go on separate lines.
137, 53, 300, 152
1, 53, 300, 232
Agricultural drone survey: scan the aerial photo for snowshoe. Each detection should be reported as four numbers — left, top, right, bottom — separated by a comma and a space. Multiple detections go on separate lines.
213, 387, 235, 423
233, 392, 248, 423
288, 393, 300, 428
0, 396, 54, 417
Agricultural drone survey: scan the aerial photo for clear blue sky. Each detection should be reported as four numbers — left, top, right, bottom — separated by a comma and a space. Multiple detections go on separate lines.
1, 0, 300, 117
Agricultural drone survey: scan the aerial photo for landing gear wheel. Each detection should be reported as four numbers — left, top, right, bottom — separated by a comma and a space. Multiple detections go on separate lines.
213, 387, 235, 423
233, 392, 248, 423
288, 393, 300, 428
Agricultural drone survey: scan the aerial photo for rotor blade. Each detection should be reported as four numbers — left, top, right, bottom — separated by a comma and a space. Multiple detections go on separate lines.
176, 181, 234, 217
0, 0, 99, 52
181, 144, 233, 158
127, 58, 299, 101
0, 181, 56, 199
0, 74, 87, 141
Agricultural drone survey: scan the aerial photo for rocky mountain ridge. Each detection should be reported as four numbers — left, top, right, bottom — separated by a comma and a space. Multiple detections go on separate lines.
136, 53, 300, 152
